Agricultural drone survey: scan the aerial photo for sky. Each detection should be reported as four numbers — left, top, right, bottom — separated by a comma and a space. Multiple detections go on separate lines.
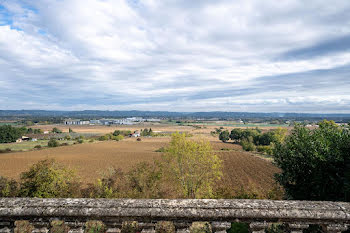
0, 0, 350, 113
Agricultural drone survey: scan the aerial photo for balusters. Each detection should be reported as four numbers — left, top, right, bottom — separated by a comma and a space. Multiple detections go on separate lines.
288, 223, 309, 233
325, 224, 348, 233
139, 222, 156, 233
249, 222, 269, 233
211, 221, 231, 233
0, 222, 13, 233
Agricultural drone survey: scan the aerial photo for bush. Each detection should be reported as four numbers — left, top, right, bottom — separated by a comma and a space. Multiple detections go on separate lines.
189, 222, 211, 233
50, 220, 69, 233
60, 142, 69, 146
85, 221, 106, 233
98, 135, 109, 141
48, 138, 59, 147
155, 147, 166, 152
219, 130, 230, 142
0, 176, 18, 197
0, 148, 11, 153
155, 221, 175, 233
256, 145, 273, 155
77, 139, 84, 144
19, 159, 81, 198
241, 137, 256, 151
89, 139, 95, 143
121, 221, 140, 233
34, 145, 42, 149
115, 135, 124, 141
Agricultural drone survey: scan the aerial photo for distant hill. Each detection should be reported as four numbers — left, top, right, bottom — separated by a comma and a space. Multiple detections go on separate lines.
0, 110, 350, 121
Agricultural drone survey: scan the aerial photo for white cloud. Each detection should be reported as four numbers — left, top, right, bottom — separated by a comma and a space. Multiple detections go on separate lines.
0, 0, 350, 112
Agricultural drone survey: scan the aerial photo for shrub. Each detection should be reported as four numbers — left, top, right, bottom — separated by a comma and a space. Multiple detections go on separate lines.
85, 221, 106, 233
34, 145, 42, 149
14, 220, 34, 233
155, 221, 175, 233
98, 135, 109, 141
0, 148, 11, 153
155, 147, 166, 152
89, 139, 95, 143
0, 176, 18, 197
189, 222, 211, 233
60, 142, 69, 146
19, 159, 81, 198
48, 138, 59, 147
50, 220, 69, 233
256, 145, 273, 155
77, 139, 84, 144
121, 221, 140, 233
240, 137, 256, 151
115, 135, 124, 141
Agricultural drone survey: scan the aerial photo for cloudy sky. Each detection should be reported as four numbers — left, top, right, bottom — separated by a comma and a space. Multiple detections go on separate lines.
1, 0, 350, 113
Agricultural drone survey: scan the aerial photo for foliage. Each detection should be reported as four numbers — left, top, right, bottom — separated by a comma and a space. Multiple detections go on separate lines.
163, 132, 222, 198
219, 130, 230, 142
126, 161, 163, 198
48, 138, 59, 147
0, 176, 18, 197
114, 135, 124, 141
85, 221, 106, 233
256, 145, 273, 155
68, 128, 74, 133
240, 136, 256, 151
141, 128, 153, 136
155, 221, 175, 233
0, 148, 11, 153
0, 125, 22, 143
121, 221, 140, 233
113, 130, 131, 136
14, 220, 34, 233
18, 159, 81, 198
273, 120, 350, 201
230, 128, 243, 142
189, 222, 211, 233
227, 223, 249, 233
52, 127, 63, 133
50, 220, 70, 233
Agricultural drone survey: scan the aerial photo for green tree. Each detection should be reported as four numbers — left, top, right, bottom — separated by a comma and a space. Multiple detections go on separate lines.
273, 120, 350, 201
52, 127, 62, 133
0, 125, 22, 143
163, 132, 222, 198
230, 128, 243, 142
48, 138, 59, 147
0, 176, 18, 197
19, 159, 81, 198
219, 130, 230, 142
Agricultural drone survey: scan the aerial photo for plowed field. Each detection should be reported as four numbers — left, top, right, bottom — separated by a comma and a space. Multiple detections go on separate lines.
0, 135, 280, 197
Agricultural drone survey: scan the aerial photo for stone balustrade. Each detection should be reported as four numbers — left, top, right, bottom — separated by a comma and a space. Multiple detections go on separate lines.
0, 198, 349, 233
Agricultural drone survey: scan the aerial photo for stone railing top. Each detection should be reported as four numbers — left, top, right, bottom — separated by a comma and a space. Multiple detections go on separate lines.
0, 198, 349, 224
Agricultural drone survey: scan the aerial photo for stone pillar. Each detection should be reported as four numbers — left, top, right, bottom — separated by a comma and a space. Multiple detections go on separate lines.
325, 224, 348, 233
288, 223, 309, 233
249, 222, 269, 233
139, 222, 156, 233
66, 222, 84, 233
211, 221, 231, 233
0, 222, 13, 233
174, 222, 190, 233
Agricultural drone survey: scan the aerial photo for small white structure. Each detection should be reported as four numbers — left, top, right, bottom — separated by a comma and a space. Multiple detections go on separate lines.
32, 138, 37, 142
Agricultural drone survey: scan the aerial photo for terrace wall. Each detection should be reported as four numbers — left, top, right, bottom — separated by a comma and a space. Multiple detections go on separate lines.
0, 198, 349, 233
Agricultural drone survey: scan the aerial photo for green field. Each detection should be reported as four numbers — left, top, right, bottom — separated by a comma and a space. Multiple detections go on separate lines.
0, 140, 75, 152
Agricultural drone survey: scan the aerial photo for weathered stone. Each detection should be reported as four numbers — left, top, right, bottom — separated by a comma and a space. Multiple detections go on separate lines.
0, 198, 349, 232
288, 223, 309, 233
249, 222, 269, 233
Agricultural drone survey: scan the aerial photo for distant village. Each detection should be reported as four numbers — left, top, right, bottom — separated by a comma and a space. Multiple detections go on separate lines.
63, 117, 161, 126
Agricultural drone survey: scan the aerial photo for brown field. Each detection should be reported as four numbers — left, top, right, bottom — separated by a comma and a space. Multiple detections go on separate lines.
0, 124, 281, 197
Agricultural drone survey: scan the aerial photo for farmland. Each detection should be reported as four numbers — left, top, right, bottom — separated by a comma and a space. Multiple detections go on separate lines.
0, 123, 282, 198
